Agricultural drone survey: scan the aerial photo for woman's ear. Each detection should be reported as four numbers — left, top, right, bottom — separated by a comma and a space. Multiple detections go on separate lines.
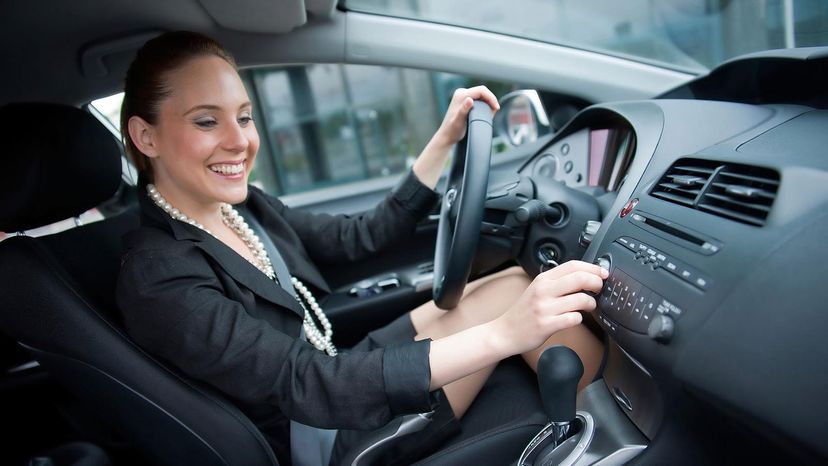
127, 115, 159, 158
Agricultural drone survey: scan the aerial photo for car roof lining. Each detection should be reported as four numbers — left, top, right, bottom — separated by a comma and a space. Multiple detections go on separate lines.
0, 0, 693, 107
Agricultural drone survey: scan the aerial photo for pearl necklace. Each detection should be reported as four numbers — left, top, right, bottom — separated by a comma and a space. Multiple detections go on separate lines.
147, 184, 337, 356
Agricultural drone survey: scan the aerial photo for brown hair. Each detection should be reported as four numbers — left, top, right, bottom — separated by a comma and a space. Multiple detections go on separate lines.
120, 31, 236, 180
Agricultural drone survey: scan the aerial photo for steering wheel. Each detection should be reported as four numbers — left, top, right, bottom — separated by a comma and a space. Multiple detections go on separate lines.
432, 101, 494, 309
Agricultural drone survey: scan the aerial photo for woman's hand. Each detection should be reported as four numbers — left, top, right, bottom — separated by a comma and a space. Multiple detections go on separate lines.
490, 261, 607, 355
432, 86, 500, 148
412, 86, 500, 189
427, 260, 606, 390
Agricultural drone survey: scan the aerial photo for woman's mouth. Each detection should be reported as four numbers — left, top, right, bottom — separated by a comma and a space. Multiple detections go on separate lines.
208, 160, 246, 179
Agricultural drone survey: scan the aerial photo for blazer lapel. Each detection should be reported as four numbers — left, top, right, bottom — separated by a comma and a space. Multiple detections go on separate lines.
193, 237, 305, 318
140, 192, 305, 317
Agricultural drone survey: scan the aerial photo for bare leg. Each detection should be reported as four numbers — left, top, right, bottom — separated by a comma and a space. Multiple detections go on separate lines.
522, 324, 604, 391
410, 267, 604, 418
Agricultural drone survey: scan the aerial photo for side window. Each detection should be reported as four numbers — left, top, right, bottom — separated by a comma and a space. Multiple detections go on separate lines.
86, 65, 520, 198
245, 64, 519, 196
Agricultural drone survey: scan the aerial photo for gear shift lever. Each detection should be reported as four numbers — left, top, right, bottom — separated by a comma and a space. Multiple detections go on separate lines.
539, 345, 583, 425
518, 345, 584, 465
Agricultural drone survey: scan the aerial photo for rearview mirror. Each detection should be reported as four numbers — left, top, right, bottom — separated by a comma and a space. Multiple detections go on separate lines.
494, 89, 551, 147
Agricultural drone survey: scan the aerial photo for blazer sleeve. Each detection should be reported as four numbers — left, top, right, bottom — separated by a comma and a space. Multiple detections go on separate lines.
116, 245, 434, 430
264, 169, 439, 263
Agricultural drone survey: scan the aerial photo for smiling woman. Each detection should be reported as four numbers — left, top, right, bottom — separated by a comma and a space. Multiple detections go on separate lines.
112, 30, 605, 466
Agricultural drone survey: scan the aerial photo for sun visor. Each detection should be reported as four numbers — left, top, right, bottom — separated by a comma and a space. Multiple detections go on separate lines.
198, 0, 336, 34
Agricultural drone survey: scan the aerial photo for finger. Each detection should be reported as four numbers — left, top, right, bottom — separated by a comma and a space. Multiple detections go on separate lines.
464, 85, 500, 111
542, 292, 597, 315
541, 260, 607, 281
546, 311, 584, 334
451, 87, 468, 104
547, 271, 605, 297
449, 97, 474, 125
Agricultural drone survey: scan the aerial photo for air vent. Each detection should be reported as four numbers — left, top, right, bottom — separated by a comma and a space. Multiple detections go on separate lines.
698, 165, 779, 226
650, 158, 779, 227
651, 159, 718, 206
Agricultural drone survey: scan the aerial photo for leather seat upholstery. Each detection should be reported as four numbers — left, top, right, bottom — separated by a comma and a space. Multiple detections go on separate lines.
0, 103, 279, 466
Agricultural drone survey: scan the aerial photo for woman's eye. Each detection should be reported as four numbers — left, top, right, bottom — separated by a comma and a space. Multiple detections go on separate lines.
194, 119, 217, 129
238, 116, 253, 126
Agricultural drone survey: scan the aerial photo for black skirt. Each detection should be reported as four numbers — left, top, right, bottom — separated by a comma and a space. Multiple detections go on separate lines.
328, 312, 461, 466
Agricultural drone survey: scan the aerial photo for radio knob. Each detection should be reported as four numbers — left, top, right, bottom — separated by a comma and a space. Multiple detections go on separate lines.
595, 256, 611, 272
647, 314, 675, 343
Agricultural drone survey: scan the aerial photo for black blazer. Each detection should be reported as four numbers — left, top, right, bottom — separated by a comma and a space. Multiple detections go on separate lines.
116, 171, 439, 437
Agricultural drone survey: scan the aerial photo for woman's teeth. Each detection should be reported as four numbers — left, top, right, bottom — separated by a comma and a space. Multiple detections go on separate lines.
209, 162, 244, 175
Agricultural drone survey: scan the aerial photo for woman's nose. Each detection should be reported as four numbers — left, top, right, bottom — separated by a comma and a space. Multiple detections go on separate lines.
222, 121, 249, 153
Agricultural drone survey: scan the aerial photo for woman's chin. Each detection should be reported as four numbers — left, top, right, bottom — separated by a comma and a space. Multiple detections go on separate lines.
217, 184, 249, 205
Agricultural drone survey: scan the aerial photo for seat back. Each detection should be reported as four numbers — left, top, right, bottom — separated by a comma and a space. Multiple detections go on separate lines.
0, 103, 278, 466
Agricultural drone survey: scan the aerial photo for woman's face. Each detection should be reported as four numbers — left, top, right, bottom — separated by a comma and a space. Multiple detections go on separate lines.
148, 55, 259, 210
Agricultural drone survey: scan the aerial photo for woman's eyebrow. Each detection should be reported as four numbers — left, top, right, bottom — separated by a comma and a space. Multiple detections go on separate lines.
183, 104, 220, 116
183, 102, 252, 116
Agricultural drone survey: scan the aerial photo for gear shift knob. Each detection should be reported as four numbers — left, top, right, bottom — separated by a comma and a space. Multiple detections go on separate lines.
537, 345, 584, 424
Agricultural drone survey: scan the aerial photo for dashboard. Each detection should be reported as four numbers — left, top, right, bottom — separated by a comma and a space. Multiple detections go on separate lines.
527, 127, 636, 193
507, 50, 828, 465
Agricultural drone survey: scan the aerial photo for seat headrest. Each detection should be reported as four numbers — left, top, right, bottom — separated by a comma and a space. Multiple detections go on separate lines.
0, 103, 122, 232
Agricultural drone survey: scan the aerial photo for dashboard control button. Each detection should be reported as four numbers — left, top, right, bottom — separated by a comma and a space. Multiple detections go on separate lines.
639, 291, 660, 331
624, 280, 642, 321
648, 314, 675, 343
564, 160, 574, 173
580, 220, 602, 247
694, 276, 710, 290
608, 275, 622, 308
561, 143, 570, 155
657, 298, 683, 317
599, 313, 617, 333
619, 198, 639, 218
631, 287, 651, 328
701, 242, 720, 253
615, 278, 630, 316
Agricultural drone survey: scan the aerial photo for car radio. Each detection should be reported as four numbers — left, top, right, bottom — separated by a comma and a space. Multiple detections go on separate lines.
595, 232, 714, 344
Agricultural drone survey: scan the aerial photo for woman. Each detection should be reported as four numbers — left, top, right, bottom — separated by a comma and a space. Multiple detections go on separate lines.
116, 31, 606, 465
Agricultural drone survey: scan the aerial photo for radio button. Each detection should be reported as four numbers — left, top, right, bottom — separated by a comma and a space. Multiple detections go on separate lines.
630, 287, 652, 331
657, 297, 684, 317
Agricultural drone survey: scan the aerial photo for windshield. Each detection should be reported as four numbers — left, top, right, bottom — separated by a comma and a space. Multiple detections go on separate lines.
342, 0, 828, 72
